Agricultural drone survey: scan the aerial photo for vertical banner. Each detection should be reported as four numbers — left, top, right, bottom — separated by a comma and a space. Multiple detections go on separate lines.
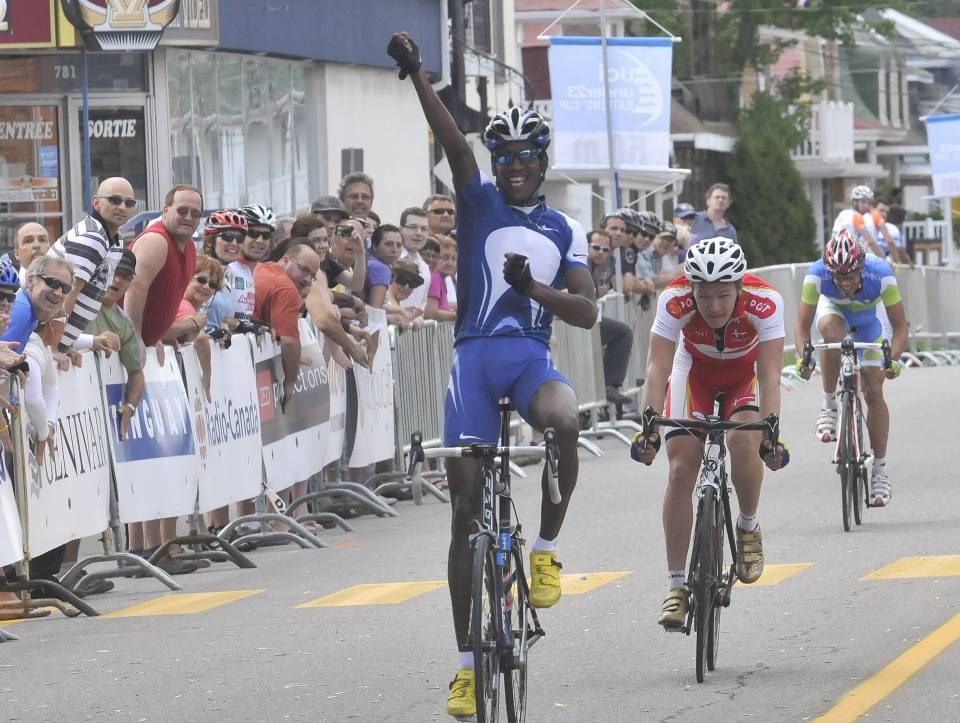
0, 443, 23, 567
22, 359, 111, 557
925, 113, 960, 197
178, 339, 263, 513
349, 307, 395, 467
548, 37, 673, 170
323, 339, 348, 468
102, 346, 200, 523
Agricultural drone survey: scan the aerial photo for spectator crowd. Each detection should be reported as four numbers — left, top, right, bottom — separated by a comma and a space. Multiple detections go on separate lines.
0, 169, 913, 617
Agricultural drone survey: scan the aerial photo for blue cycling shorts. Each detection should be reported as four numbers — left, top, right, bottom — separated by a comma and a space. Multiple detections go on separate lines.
815, 296, 886, 367
444, 336, 571, 445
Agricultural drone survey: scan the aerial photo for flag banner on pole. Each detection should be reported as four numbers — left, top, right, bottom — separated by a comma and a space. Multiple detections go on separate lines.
548, 37, 673, 171
926, 113, 960, 197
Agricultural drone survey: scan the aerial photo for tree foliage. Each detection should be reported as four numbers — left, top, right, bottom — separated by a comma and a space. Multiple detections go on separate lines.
726, 91, 818, 267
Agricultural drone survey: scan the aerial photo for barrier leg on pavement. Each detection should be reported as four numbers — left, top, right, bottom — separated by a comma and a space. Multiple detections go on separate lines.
59, 553, 183, 593
0, 578, 97, 617
0, 628, 16, 642
370, 470, 450, 505
288, 488, 355, 531
219, 513, 328, 549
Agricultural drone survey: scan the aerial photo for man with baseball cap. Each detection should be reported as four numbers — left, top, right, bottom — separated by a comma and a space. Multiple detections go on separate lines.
311, 195, 350, 237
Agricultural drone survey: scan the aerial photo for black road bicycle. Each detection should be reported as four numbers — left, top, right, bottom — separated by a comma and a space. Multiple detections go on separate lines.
641, 402, 779, 683
803, 337, 891, 531
407, 398, 560, 722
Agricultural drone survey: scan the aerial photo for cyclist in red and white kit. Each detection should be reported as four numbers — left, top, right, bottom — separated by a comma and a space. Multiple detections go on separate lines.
631, 238, 789, 629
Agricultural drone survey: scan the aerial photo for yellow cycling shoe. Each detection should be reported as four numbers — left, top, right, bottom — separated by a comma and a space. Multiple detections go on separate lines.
529, 550, 563, 608
446, 668, 476, 718
735, 525, 764, 584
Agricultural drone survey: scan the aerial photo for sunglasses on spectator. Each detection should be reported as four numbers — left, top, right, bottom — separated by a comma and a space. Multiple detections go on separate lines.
589, 244, 611, 253
175, 206, 203, 219
0, 290, 16, 303
393, 273, 424, 289
246, 229, 272, 240
494, 149, 539, 166
429, 207, 456, 216
219, 231, 244, 244
98, 194, 137, 208
40, 275, 73, 294
194, 275, 220, 290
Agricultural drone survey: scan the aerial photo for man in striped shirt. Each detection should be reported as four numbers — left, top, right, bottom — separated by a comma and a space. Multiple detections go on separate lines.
47, 176, 135, 354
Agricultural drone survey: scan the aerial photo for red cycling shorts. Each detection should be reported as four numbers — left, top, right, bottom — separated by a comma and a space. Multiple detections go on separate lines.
664, 359, 759, 428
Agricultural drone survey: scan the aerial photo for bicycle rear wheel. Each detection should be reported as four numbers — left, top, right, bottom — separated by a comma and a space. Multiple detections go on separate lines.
471, 534, 502, 722
692, 486, 718, 683
503, 543, 530, 723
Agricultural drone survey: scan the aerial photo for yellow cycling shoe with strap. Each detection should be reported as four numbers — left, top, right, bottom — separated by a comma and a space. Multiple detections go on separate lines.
529, 550, 563, 608
446, 668, 475, 718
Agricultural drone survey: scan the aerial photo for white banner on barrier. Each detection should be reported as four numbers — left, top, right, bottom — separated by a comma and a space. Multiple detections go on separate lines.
323, 339, 347, 468
253, 327, 331, 489
179, 339, 263, 513
102, 346, 201, 523
23, 359, 111, 557
0, 457, 22, 567
349, 307, 395, 467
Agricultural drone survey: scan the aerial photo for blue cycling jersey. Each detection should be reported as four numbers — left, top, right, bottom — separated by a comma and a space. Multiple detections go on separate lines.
801, 254, 901, 331
454, 171, 588, 346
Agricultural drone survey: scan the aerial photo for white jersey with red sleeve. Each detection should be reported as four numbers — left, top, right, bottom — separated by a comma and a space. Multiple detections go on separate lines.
650, 273, 785, 369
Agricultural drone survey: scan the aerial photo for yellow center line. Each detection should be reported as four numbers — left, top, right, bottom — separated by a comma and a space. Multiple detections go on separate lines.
861, 555, 960, 580
298, 581, 446, 607
559, 571, 632, 594
736, 562, 814, 587
814, 612, 960, 722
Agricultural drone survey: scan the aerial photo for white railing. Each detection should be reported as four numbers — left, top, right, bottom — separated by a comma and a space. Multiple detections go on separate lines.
791, 101, 854, 163
903, 218, 956, 266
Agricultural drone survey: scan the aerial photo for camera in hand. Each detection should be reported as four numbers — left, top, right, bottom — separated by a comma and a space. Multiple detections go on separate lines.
336, 224, 353, 238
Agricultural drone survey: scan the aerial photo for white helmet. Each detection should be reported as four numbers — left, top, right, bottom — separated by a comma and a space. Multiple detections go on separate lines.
684, 238, 747, 283
239, 204, 278, 231
850, 185, 873, 201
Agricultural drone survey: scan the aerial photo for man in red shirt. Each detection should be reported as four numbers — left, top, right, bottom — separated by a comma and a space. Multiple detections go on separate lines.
254, 242, 321, 409
124, 184, 202, 575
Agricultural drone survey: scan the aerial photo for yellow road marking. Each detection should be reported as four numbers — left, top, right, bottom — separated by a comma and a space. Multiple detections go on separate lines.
102, 590, 263, 618
560, 571, 632, 594
862, 555, 960, 580
736, 562, 814, 587
298, 581, 446, 608
814, 612, 960, 722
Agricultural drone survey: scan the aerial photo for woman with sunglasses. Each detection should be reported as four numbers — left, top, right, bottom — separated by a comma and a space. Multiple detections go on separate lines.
202, 210, 248, 334
385, 259, 425, 330
167, 255, 223, 344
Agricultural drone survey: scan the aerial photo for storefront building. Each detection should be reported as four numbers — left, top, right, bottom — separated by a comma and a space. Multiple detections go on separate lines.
1, 0, 444, 250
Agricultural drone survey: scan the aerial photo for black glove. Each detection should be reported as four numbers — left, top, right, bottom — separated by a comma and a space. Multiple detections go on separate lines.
387, 34, 422, 80
503, 254, 534, 295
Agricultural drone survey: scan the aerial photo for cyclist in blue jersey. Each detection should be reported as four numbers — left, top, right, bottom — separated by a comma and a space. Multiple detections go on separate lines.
794, 229, 907, 507
389, 32, 598, 718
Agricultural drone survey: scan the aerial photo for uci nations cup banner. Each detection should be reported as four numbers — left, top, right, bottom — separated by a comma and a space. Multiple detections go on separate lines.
925, 113, 960, 197
102, 346, 200, 523
548, 37, 673, 170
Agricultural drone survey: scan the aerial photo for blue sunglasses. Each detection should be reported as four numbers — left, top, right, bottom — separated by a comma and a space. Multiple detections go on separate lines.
494, 148, 541, 166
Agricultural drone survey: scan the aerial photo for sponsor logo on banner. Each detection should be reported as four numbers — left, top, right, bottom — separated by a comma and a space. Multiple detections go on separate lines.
255, 352, 330, 446
28, 403, 109, 497
105, 380, 195, 462
203, 393, 260, 448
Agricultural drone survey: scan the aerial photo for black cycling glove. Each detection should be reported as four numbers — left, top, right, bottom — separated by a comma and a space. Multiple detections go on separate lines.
503, 254, 534, 295
387, 35, 422, 80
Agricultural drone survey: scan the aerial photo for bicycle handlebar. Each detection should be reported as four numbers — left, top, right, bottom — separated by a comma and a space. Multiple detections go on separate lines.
641, 406, 779, 443
804, 336, 892, 368
405, 430, 562, 504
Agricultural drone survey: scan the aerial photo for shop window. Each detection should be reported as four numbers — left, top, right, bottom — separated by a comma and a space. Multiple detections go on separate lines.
0, 105, 63, 251
81, 108, 148, 214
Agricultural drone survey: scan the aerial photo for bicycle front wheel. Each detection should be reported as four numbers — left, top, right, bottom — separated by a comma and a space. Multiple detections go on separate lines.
471, 534, 502, 722
706, 493, 725, 671
692, 486, 719, 683
837, 397, 853, 532
503, 543, 530, 723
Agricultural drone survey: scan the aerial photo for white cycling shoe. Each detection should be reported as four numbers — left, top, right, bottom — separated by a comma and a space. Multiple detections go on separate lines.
870, 470, 892, 507
816, 407, 837, 442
